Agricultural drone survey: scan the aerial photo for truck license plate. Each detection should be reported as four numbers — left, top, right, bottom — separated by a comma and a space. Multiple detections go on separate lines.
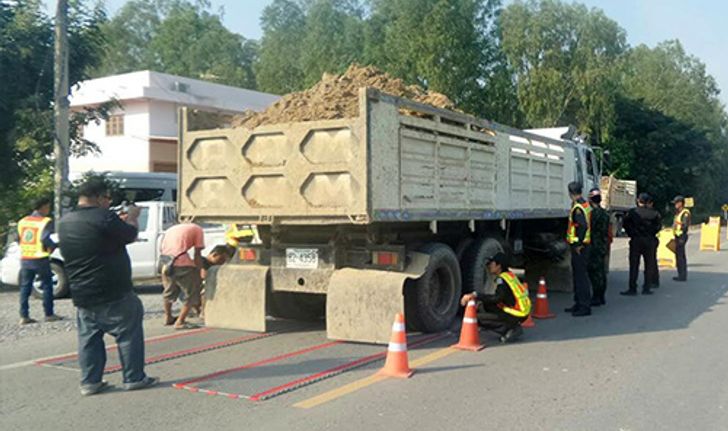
286, 248, 319, 269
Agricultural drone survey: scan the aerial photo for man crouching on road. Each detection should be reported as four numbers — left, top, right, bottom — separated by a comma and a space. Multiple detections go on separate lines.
58, 178, 158, 396
459, 252, 532, 343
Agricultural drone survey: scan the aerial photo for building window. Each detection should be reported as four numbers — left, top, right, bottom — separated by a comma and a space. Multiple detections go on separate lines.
105, 115, 124, 136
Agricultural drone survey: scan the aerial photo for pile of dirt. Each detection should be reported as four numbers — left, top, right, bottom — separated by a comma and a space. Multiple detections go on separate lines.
231, 64, 456, 128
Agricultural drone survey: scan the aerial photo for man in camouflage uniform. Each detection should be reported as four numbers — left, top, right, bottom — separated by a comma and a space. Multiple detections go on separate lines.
587, 188, 610, 306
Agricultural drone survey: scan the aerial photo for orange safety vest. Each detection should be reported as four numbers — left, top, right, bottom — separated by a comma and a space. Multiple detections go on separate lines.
498, 271, 532, 318
673, 208, 691, 237
566, 201, 592, 245
18, 216, 52, 259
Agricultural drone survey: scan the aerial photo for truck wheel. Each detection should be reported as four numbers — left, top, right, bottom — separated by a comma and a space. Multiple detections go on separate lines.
461, 238, 504, 295
269, 292, 325, 322
405, 243, 461, 333
31, 261, 69, 299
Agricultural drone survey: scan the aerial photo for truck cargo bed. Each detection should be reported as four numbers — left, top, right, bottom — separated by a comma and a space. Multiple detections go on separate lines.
179, 88, 576, 225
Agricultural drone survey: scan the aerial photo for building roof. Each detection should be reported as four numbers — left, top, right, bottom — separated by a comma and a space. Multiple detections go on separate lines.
70, 70, 279, 113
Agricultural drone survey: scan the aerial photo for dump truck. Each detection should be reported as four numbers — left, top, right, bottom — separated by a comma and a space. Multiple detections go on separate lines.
177, 88, 602, 344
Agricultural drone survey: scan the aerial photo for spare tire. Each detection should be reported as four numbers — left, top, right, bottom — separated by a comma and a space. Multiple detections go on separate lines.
405, 243, 461, 333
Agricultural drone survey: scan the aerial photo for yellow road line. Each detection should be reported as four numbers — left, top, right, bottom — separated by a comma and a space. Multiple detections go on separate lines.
294, 347, 458, 409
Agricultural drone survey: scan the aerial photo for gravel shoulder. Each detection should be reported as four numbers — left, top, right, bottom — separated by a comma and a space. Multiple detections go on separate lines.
0, 283, 173, 344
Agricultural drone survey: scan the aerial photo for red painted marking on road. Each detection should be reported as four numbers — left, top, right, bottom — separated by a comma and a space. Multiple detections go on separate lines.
248, 332, 448, 401
103, 332, 273, 373
175, 340, 342, 387
34, 327, 212, 366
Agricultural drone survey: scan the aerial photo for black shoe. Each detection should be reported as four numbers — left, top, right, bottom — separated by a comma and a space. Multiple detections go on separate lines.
572, 308, 591, 317
590, 298, 603, 307
672, 277, 686, 282
642, 289, 653, 295
499, 326, 524, 343
564, 305, 577, 313
620, 290, 638, 296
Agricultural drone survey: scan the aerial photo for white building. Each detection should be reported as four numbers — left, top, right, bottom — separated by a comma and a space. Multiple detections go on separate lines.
69, 71, 279, 173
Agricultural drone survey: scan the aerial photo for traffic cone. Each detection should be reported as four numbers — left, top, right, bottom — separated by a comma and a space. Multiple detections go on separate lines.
452, 300, 486, 351
521, 314, 536, 328
520, 282, 535, 328
532, 277, 556, 319
376, 313, 414, 378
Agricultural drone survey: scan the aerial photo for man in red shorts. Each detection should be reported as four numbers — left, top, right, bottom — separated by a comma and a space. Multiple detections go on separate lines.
160, 222, 204, 329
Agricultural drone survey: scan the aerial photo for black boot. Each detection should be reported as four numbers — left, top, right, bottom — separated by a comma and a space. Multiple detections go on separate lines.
620, 289, 637, 296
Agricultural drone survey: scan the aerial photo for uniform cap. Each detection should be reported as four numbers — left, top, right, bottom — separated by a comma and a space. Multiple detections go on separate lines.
486, 252, 508, 267
588, 188, 601, 198
638, 192, 652, 203
671, 195, 685, 204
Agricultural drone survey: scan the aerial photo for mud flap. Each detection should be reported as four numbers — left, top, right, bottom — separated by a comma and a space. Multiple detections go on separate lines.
326, 252, 430, 344
204, 264, 269, 332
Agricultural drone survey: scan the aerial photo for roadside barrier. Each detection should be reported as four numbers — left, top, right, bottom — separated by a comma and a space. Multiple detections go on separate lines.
657, 228, 676, 268
699, 217, 721, 251
532, 277, 556, 319
452, 300, 486, 351
376, 313, 414, 378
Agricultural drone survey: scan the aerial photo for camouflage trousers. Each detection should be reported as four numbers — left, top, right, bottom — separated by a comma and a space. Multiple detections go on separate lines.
587, 251, 608, 300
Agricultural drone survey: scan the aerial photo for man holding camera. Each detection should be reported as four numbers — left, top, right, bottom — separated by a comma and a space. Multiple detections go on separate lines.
58, 178, 157, 396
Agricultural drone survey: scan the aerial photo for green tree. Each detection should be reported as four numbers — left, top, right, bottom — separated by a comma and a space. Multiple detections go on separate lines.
255, 0, 307, 93
94, 0, 258, 88
299, 0, 365, 87
500, 0, 627, 143
0, 0, 107, 235
619, 40, 728, 212
608, 97, 714, 213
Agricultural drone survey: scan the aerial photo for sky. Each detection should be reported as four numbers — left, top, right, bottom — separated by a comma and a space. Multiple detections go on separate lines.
46, 0, 728, 106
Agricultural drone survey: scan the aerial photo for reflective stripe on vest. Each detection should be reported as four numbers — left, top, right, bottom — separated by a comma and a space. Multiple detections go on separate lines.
498, 271, 532, 318
673, 208, 691, 237
18, 216, 52, 259
566, 201, 592, 245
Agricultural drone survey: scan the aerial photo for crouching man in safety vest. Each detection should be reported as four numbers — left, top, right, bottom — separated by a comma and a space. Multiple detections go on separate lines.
459, 252, 531, 343
17, 197, 63, 325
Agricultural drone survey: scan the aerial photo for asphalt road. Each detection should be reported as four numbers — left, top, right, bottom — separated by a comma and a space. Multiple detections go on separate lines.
1, 233, 726, 431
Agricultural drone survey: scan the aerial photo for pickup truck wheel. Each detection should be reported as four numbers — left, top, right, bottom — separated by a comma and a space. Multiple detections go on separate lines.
405, 243, 461, 333
461, 238, 504, 295
269, 292, 325, 322
31, 261, 69, 299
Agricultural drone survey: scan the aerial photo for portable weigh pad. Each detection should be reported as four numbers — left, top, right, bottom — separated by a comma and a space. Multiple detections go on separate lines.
173, 332, 448, 401
36, 328, 273, 373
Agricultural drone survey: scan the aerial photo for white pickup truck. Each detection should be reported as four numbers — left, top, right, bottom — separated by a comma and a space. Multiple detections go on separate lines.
0, 201, 226, 298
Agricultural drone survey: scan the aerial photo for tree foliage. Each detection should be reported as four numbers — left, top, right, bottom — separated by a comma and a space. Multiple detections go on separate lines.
94, 0, 258, 88
0, 0, 107, 235
500, 0, 627, 143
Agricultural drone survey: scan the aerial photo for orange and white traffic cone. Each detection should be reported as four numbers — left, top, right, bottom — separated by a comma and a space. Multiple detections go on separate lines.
452, 300, 486, 351
532, 277, 556, 319
521, 283, 535, 328
376, 313, 414, 378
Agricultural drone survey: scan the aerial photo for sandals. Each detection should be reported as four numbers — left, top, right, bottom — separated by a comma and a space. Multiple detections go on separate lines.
173, 322, 199, 330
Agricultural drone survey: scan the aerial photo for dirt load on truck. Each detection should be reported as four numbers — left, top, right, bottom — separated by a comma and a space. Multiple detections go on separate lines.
230, 64, 456, 128
179, 66, 601, 344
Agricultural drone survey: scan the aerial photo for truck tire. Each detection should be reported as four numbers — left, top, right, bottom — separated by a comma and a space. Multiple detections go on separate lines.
269, 291, 325, 322
461, 238, 504, 295
405, 243, 461, 333
31, 261, 69, 299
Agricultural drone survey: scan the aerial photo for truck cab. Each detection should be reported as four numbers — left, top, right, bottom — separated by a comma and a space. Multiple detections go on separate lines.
525, 127, 601, 192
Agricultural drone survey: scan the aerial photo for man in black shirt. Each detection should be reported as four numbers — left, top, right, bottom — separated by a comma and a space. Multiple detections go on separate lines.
58, 178, 158, 396
621, 193, 662, 296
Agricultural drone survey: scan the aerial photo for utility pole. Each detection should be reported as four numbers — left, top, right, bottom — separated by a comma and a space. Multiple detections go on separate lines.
53, 0, 69, 220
